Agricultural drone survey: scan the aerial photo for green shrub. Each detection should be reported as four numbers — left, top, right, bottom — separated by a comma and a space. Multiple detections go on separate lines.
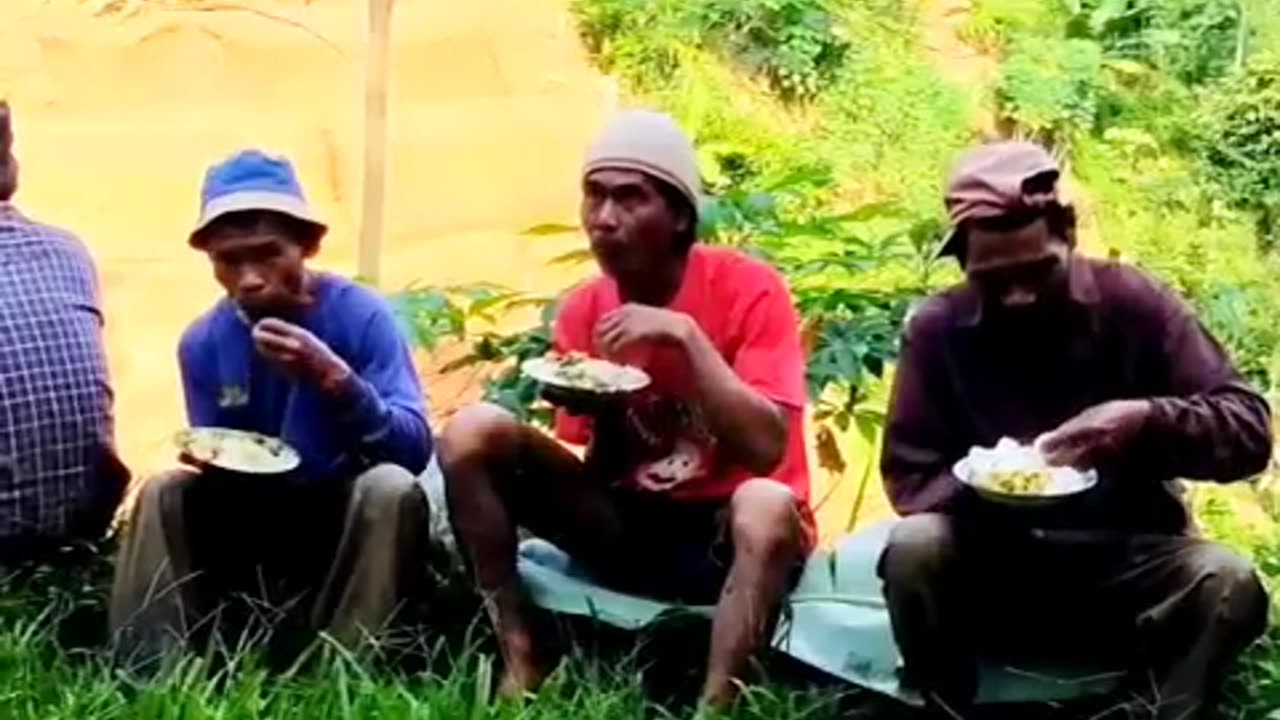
997, 37, 1104, 145
1065, 0, 1245, 85
573, 0, 851, 100
696, 0, 852, 100
960, 0, 1067, 52
1074, 136, 1280, 390
1196, 54, 1280, 253
815, 29, 976, 218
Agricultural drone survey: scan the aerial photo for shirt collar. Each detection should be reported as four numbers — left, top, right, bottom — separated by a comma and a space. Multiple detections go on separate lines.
0, 202, 22, 222
955, 255, 1101, 328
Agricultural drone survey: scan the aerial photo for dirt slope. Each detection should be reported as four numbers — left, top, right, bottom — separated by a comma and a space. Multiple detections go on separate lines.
0, 0, 611, 479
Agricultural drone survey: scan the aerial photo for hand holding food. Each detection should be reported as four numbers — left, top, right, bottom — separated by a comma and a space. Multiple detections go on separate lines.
251, 318, 353, 395
1036, 399, 1152, 469
593, 304, 691, 359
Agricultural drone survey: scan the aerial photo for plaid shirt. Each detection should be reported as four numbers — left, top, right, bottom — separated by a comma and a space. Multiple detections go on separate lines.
0, 203, 123, 541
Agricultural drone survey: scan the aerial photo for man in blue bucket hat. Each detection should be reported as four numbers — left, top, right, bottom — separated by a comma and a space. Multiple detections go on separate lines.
109, 150, 435, 665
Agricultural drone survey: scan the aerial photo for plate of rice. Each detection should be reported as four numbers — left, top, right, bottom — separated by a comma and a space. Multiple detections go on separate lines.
174, 427, 300, 475
521, 352, 650, 395
953, 438, 1097, 506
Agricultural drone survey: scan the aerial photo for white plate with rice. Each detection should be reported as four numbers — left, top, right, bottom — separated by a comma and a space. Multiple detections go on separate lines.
953, 438, 1098, 506
174, 427, 301, 475
521, 352, 650, 395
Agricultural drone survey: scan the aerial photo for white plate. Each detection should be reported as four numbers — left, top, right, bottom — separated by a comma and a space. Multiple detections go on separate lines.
174, 427, 301, 475
521, 355, 650, 394
953, 456, 1098, 507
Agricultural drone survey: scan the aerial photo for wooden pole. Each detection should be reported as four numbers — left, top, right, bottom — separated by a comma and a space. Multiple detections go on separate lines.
358, 0, 394, 285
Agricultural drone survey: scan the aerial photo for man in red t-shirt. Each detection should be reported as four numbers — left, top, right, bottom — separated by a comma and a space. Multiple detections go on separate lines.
439, 110, 813, 707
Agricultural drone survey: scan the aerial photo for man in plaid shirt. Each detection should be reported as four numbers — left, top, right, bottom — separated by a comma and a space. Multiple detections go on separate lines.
0, 101, 127, 554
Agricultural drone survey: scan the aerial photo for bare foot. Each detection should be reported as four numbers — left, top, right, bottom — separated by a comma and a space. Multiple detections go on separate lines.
495, 664, 545, 701
697, 678, 740, 714
494, 631, 546, 700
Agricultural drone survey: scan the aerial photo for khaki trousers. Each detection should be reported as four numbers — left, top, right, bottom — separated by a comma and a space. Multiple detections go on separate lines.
878, 513, 1269, 719
108, 464, 428, 667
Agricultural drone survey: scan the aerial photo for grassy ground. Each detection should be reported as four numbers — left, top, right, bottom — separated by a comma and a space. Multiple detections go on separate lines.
0, 548, 878, 720
0, 507, 1273, 720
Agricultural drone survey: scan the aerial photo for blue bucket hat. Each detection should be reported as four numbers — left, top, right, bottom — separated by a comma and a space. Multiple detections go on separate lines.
189, 149, 326, 246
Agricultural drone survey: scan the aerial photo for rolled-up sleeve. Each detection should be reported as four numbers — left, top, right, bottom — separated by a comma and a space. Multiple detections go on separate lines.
1143, 294, 1272, 482
880, 306, 970, 515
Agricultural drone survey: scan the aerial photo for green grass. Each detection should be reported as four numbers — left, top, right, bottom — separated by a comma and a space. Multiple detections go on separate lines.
0, 548, 874, 720
0, 522, 1272, 720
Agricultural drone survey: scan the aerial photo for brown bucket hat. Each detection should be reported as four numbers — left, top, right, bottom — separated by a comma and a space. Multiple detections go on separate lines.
938, 141, 1062, 259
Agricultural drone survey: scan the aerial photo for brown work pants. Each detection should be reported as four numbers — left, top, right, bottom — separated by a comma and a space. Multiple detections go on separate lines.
878, 513, 1269, 719
108, 464, 429, 668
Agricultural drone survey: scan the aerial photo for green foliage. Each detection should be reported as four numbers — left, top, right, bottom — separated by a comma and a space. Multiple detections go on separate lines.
997, 37, 1104, 145
0, 566, 862, 719
1196, 54, 1280, 252
960, 0, 1066, 52
814, 33, 976, 219
572, 0, 851, 100
573, 0, 699, 86
694, 0, 852, 99
1073, 136, 1280, 390
390, 285, 557, 425
1064, 0, 1245, 85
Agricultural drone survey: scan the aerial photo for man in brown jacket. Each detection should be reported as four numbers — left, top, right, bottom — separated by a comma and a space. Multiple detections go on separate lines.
879, 141, 1271, 719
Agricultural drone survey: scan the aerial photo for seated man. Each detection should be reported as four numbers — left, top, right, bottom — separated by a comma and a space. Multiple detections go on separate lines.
439, 110, 813, 708
109, 150, 433, 664
879, 141, 1271, 719
0, 101, 128, 557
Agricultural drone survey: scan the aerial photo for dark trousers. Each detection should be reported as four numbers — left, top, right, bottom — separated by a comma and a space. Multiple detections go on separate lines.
878, 513, 1269, 719
109, 464, 429, 668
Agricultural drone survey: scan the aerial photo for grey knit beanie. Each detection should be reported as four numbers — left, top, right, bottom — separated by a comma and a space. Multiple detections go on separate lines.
583, 109, 702, 216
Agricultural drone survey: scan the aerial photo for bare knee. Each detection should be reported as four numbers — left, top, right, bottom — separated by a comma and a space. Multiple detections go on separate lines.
879, 513, 955, 587
439, 403, 522, 471
729, 479, 803, 561
353, 464, 421, 517
132, 470, 198, 515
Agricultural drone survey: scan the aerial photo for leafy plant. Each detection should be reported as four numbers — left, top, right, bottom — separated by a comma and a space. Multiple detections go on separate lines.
1064, 0, 1245, 85
1196, 53, 1280, 253
695, 0, 852, 100
960, 0, 1066, 52
572, 0, 851, 101
997, 36, 1105, 146
438, 301, 558, 427
388, 284, 558, 424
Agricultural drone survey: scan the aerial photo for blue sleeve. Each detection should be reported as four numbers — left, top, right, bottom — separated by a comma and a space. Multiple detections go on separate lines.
178, 326, 223, 427
332, 301, 433, 475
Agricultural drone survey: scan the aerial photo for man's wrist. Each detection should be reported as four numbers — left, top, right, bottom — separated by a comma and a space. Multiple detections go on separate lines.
1135, 397, 1160, 434
670, 312, 700, 350
317, 362, 356, 399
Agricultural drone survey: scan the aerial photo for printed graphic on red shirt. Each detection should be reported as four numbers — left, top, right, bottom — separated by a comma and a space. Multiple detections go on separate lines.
622, 391, 712, 492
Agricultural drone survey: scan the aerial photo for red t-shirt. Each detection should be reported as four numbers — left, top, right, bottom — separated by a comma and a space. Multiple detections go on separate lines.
553, 245, 811, 513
